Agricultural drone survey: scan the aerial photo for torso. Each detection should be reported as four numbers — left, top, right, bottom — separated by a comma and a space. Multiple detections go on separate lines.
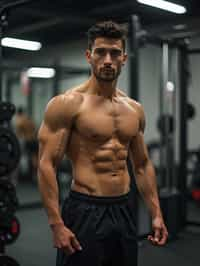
65, 86, 140, 196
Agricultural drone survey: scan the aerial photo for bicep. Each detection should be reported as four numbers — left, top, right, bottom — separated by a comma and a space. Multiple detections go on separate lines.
38, 93, 82, 167
38, 94, 76, 167
38, 122, 70, 167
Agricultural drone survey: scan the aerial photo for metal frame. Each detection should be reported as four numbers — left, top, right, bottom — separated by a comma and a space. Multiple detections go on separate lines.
128, 14, 200, 238
178, 44, 189, 227
185, 46, 200, 227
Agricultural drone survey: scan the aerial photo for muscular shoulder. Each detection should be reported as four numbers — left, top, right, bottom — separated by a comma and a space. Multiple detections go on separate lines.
125, 97, 146, 132
44, 91, 83, 131
62, 83, 87, 96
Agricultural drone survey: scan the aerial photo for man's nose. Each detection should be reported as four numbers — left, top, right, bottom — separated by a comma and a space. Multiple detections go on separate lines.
104, 52, 112, 65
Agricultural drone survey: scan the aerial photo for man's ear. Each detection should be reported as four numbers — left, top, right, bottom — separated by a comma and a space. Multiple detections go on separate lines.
85, 49, 92, 64
122, 53, 128, 65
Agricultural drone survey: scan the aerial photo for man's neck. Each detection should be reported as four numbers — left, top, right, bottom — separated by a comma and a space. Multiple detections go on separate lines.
87, 75, 118, 99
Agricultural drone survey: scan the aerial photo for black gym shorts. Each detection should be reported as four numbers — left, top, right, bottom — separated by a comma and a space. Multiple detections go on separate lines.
56, 190, 138, 266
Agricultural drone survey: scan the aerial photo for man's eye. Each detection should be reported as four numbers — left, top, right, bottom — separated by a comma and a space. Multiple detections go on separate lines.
94, 48, 122, 57
110, 50, 122, 57
95, 48, 106, 56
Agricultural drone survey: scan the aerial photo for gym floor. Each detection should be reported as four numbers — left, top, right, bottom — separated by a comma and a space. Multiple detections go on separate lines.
7, 206, 200, 266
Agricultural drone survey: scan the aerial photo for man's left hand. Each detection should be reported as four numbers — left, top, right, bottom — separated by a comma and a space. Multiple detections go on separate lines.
148, 216, 168, 246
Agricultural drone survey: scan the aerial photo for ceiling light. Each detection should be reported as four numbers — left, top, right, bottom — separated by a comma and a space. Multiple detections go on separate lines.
137, 0, 186, 14
1, 37, 42, 51
27, 68, 55, 78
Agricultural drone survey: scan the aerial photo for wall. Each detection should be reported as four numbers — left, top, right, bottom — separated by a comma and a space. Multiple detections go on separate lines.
139, 44, 161, 143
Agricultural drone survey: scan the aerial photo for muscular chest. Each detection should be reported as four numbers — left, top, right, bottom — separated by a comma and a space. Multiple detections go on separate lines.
75, 96, 139, 143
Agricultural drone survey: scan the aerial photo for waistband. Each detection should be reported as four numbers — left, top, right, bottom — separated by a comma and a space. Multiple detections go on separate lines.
69, 190, 131, 204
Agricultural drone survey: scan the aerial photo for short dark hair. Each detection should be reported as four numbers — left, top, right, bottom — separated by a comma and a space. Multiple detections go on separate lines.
87, 20, 127, 51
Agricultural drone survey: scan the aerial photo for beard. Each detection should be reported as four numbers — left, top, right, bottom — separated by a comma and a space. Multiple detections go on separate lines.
92, 65, 121, 82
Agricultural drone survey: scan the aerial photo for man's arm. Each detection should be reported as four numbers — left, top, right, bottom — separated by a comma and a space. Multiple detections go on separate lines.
128, 103, 168, 245
38, 95, 71, 225
38, 93, 83, 254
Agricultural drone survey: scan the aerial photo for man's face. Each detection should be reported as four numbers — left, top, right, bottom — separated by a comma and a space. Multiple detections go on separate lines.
86, 37, 127, 82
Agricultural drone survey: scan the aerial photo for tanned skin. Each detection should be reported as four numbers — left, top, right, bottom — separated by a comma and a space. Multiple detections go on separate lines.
15, 112, 36, 141
38, 37, 168, 255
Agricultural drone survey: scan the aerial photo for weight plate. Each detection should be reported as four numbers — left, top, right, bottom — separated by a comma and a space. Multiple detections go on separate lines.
0, 216, 20, 245
0, 180, 18, 218
0, 102, 16, 122
0, 127, 20, 177
0, 182, 18, 219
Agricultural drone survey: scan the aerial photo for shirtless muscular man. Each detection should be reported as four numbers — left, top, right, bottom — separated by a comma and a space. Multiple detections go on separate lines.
38, 21, 168, 266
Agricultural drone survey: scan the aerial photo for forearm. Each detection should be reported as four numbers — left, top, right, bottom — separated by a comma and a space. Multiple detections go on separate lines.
38, 162, 63, 226
134, 159, 162, 219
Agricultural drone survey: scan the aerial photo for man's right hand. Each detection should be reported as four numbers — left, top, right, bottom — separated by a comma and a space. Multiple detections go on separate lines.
51, 223, 82, 255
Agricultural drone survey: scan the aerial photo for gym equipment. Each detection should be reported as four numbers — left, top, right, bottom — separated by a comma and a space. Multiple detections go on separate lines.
0, 102, 20, 264
0, 255, 20, 266
157, 114, 174, 136
0, 216, 20, 245
0, 127, 21, 177
157, 42, 182, 239
0, 101, 21, 178
187, 149, 200, 203
187, 149, 200, 178
129, 15, 183, 238
0, 180, 18, 219
0, 109, 20, 263
148, 143, 200, 203
186, 102, 196, 120
0, 3, 34, 265
0, 102, 16, 122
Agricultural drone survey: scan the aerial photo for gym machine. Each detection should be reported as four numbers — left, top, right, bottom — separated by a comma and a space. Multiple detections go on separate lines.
128, 15, 192, 239
0, 103, 21, 266
0, 1, 33, 265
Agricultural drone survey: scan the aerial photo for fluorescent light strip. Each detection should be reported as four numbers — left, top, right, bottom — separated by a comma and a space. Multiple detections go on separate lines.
1, 37, 42, 51
137, 0, 186, 14
27, 68, 55, 78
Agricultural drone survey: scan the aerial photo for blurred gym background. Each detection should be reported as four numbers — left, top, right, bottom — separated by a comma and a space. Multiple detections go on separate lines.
0, 0, 200, 265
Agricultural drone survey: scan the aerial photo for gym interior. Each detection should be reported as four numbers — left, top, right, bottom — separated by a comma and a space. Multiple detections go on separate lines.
0, 0, 200, 265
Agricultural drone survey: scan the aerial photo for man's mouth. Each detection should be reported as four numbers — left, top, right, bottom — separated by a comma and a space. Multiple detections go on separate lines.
102, 68, 114, 73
